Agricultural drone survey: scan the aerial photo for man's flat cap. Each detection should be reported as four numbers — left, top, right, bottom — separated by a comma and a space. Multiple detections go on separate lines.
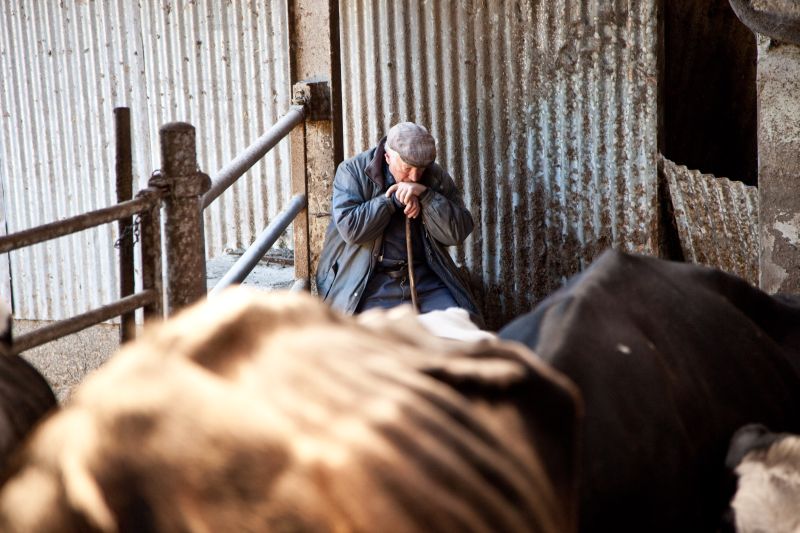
386, 122, 436, 168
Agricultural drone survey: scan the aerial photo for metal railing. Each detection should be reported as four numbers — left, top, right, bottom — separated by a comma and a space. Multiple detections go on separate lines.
209, 193, 307, 295
203, 106, 306, 208
0, 187, 165, 355
0, 108, 165, 355
200, 105, 308, 293
0, 100, 309, 356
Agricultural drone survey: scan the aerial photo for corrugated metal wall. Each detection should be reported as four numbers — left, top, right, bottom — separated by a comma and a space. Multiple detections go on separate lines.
339, 0, 659, 326
0, 1, 290, 320
661, 156, 759, 286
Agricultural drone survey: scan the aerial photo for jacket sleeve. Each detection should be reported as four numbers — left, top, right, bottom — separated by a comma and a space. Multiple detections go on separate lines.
332, 160, 396, 245
419, 167, 474, 246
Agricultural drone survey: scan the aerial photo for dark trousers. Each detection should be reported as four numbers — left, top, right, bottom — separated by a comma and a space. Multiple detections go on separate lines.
356, 265, 458, 313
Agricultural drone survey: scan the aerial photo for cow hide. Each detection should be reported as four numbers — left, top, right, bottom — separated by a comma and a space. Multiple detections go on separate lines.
500, 250, 800, 533
0, 289, 581, 533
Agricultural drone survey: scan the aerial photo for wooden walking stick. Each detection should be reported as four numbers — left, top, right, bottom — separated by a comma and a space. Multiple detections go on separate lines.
405, 216, 419, 312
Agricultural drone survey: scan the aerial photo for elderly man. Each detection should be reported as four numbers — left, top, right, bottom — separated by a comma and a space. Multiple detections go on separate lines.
317, 122, 481, 324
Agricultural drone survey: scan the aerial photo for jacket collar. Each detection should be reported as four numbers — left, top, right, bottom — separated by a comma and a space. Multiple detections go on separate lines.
365, 136, 388, 188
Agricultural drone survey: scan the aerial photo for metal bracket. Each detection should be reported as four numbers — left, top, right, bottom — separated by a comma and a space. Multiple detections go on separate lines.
292, 80, 332, 121
147, 169, 211, 198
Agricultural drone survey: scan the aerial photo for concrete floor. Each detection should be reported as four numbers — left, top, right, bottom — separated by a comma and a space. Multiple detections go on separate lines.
18, 252, 295, 402
16, 319, 120, 403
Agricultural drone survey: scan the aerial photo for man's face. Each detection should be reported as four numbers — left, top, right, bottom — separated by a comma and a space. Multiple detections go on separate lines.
385, 149, 425, 183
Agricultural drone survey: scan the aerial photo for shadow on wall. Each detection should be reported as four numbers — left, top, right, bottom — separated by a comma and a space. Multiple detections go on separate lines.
478, 176, 617, 332
662, 0, 757, 186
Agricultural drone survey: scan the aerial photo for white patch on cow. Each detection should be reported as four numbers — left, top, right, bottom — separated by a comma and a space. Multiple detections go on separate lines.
732, 436, 800, 533
292, 436, 350, 469
293, 408, 401, 470
616, 344, 632, 355
416, 307, 496, 342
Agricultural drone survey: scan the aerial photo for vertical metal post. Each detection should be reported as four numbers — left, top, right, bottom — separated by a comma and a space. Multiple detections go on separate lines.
138, 189, 164, 322
158, 122, 211, 314
114, 108, 136, 342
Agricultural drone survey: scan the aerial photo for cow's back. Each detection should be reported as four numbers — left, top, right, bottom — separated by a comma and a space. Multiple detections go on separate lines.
500, 250, 800, 532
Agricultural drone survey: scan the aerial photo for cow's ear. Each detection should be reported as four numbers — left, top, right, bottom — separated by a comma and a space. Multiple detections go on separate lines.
62, 454, 115, 532
418, 339, 582, 533
725, 424, 781, 470
57, 416, 116, 532
417, 346, 532, 390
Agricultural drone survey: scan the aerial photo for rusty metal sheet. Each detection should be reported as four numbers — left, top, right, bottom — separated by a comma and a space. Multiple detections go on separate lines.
661, 156, 758, 285
0, 1, 290, 320
339, 0, 659, 327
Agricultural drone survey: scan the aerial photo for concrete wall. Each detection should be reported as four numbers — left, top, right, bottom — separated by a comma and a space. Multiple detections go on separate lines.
757, 36, 800, 292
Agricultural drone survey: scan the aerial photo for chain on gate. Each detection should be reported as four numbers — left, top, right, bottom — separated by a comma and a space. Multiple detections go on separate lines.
114, 215, 141, 249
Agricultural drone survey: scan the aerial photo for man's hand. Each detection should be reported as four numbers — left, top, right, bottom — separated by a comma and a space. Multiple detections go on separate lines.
386, 182, 426, 218
386, 181, 427, 218
386, 182, 426, 203
401, 195, 420, 218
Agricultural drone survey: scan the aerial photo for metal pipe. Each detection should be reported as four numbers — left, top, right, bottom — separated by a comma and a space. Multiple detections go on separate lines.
0, 195, 160, 254
115, 107, 136, 343
11, 290, 158, 355
209, 193, 307, 295
203, 106, 306, 209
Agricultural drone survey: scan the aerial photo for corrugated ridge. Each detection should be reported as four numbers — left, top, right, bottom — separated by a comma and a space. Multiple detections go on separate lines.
661, 155, 758, 285
0, 1, 290, 320
339, 0, 658, 326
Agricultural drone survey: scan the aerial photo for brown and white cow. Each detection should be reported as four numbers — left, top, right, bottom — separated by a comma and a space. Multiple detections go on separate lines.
0, 289, 581, 533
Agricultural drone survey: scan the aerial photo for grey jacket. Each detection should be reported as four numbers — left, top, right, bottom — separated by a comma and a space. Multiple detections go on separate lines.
317, 137, 482, 324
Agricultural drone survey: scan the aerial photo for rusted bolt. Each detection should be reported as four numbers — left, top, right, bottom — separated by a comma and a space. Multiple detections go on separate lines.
293, 91, 309, 106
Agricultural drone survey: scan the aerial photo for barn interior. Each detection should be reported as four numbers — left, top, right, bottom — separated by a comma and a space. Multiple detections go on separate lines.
0, 0, 796, 390
1, 2, 800, 532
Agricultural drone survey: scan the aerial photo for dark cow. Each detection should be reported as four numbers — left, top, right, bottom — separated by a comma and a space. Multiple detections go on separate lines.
0, 289, 581, 532
499, 250, 800, 533
725, 424, 800, 533
0, 302, 57, 481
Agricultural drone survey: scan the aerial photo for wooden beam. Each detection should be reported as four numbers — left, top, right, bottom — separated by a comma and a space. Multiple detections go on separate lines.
288, 0, 343, 293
